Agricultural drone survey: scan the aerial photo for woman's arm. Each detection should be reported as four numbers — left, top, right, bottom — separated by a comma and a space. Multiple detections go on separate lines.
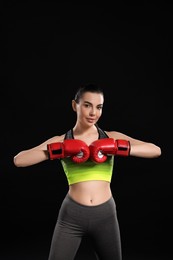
106, 131, 161, 158
13, 135, 64, 167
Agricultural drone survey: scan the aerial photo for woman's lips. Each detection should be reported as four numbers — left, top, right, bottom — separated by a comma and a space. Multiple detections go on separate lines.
87, 118, 95, 123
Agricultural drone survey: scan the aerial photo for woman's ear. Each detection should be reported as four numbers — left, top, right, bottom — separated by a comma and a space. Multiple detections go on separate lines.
72, 100, 77, 112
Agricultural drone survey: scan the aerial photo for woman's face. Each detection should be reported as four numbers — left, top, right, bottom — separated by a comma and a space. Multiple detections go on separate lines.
73, 92, 104, 127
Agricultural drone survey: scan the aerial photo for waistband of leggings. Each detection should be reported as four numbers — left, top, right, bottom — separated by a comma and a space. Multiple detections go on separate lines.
66, 193, 114, 209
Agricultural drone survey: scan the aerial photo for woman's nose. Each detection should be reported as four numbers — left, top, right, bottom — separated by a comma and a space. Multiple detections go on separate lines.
89, 108, 96, 115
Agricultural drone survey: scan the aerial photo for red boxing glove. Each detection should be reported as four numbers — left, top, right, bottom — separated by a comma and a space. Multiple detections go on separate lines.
47, 139, 90, 163
89, 138, 130, 163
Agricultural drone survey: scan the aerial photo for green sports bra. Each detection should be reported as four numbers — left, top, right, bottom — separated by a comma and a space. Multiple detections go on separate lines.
60, 125, 114, 185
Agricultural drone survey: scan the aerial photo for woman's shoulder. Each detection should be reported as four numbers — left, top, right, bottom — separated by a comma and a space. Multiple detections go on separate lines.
46, 133, 66, 143
104, 130, 129, 139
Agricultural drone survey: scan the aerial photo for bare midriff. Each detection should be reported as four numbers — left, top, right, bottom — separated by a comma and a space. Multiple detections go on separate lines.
68, 180, 112, 206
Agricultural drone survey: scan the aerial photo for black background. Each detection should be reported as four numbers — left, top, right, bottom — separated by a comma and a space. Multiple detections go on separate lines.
1, 1, 172, 259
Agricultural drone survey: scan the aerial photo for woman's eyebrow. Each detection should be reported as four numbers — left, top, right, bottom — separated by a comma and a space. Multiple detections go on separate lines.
83, 101, 103, 106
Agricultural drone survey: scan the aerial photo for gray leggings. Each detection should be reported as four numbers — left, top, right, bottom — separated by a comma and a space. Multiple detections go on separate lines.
48, 194, 122, 260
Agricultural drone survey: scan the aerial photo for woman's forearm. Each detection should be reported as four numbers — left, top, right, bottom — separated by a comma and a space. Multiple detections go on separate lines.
130, 142, 161, 158
13, 149, 49, 167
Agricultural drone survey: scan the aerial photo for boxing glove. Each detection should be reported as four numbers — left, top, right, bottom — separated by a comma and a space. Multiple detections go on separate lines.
89, 138, 130, 163
47, 139, 90, 163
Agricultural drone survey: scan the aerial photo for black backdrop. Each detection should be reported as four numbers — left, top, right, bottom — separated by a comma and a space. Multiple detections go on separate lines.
1, 1, 172, 259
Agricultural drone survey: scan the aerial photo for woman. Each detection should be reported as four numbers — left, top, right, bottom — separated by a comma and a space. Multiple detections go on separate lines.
13, 84, 161, 260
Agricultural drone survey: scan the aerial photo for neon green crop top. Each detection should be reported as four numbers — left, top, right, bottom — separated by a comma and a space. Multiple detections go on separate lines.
60, 126, 114, 185
61, 156, 114, 185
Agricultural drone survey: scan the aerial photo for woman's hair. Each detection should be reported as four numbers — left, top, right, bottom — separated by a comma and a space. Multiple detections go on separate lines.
74, 84, 104, 103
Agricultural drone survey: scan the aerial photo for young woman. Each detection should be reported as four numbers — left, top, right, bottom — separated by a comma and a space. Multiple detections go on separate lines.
13, 84, 161, 260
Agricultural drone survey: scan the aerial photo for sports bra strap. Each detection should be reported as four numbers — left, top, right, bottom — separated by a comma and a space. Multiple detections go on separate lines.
64, 125, 108, 140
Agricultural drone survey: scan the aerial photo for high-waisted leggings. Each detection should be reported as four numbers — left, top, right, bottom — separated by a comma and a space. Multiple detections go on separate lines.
48, 194, 122, 260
